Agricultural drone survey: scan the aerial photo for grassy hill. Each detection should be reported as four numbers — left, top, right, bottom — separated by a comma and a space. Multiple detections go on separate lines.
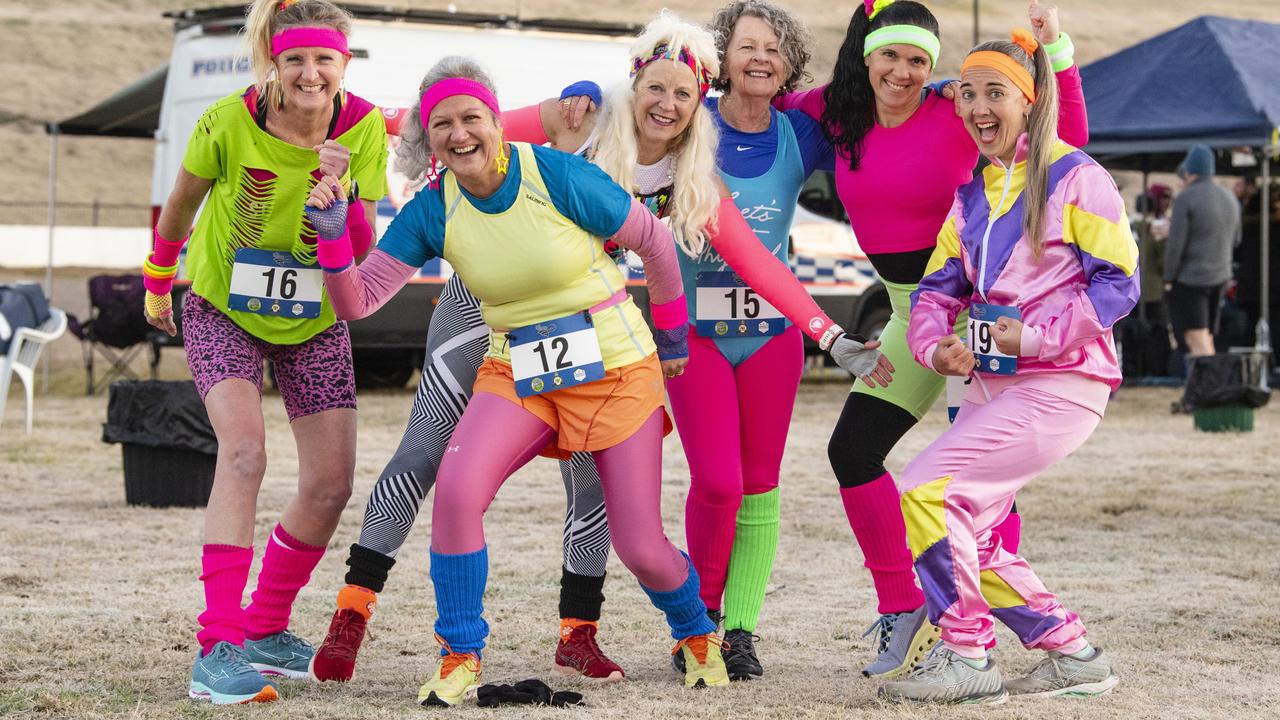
4, 0, 1279, 216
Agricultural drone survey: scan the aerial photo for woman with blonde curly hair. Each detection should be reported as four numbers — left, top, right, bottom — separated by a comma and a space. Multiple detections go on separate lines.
142, 0, 386, 705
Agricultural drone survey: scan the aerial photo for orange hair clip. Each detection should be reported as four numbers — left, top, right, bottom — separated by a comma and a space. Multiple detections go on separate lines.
1010, 28, 1039, 57
279, 0, 301, 10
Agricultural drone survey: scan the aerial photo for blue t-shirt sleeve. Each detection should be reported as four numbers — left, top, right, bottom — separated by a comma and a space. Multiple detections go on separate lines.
531, 144, 632, 237
788, 109, 834, 175
375, 187, 446, 268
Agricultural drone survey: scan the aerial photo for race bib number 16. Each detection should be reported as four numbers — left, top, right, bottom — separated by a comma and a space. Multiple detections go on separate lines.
228, 248, 324, 318
967, 303, 1021, 375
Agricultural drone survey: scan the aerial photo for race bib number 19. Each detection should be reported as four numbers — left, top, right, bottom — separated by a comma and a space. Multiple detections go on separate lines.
508, 311, 606, 397
695, 271, 784, 338
967, 302, 1021, 375
227, 248, 324, 318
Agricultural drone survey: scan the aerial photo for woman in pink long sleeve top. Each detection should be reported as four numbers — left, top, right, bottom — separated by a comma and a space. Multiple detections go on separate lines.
771, 0, 1090, 677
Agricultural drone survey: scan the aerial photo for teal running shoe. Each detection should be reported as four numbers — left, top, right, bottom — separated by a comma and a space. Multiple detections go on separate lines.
189, 642, 280, 705
243, 630, 315, 679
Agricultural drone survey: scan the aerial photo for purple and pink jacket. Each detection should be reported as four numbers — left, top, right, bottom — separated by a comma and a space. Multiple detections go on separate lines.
908, 137, 1140, 414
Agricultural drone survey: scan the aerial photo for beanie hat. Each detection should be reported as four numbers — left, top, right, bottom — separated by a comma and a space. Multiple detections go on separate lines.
1180, 144, 1215, 177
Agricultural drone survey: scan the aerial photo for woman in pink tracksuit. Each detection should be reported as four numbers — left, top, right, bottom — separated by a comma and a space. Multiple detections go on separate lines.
878, 29, 1139, 705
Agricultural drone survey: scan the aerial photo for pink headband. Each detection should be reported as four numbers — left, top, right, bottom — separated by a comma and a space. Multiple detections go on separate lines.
418, 78, 502, 130
270, 27, 350, 57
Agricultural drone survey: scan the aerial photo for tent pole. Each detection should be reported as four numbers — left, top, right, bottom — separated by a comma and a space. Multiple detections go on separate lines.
1262, 145, 1272, 354
43, 125, 60, 393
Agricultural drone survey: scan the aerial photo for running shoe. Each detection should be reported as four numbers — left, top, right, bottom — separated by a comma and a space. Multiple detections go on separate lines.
418, 649, 482, 707
671, 609, 722, 674
878, 647, 1007, 705
243, 629, 314, 679
722, 629, 763, 681
1005, 648, 1119, 698
310, 608, 368, 683
188, 641, 280, 705
672, 633, 730, 688
553, 621, 624, 683
861, 605, 941, 678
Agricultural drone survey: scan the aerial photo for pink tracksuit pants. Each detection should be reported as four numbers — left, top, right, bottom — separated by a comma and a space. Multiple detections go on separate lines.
897, 382, 1100, 657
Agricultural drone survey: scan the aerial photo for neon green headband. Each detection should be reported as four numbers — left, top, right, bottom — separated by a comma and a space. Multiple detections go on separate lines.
863, 25, 940, 66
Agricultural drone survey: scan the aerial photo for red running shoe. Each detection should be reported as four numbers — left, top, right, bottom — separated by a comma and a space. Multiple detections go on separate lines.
309, 608, 368, 682
553, 621, 624, 683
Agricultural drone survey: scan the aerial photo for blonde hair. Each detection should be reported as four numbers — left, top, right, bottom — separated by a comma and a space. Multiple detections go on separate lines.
968, 38, 1059, 258
592, 11, 722, 258
395, 56, 499, 180
244, 0, 353, 111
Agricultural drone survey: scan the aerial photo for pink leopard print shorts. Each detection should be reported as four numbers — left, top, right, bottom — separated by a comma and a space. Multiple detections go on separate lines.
182, 292, 356, 421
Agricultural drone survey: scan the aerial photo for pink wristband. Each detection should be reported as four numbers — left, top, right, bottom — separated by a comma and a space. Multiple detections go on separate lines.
317, 228, 355, 271
649, 296, 688, 331
501, 104, 549, 145
347, 197, 373, 257
150, 228, 187, 267
143, 274, 174, 295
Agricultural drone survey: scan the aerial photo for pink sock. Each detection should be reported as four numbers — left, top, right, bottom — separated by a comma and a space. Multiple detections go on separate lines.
684, 490, 738, 611
991, 512, 1022, 555
197, 544, 253, 654
244, 524, 326, 640
840, 473, 925, 614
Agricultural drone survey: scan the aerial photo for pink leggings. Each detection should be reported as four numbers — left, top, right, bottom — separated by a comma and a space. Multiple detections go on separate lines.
898, 384, 1100, 656
665, 326, 804, 608
431, 393, 688, 591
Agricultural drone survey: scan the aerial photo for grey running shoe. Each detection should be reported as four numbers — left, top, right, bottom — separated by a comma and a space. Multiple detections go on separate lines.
671, 609, 721, 674
243, 630, 315, 679
878, 647, 1008, 705
722, 629, 763, 681
189, 642, 280, 705
861, 605, 941, 678
1005, 649, 1119, 698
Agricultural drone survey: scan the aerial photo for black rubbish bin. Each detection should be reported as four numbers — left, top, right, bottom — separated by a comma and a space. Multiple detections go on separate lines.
1183, 351, 1271, 432
102, 380, 218, 507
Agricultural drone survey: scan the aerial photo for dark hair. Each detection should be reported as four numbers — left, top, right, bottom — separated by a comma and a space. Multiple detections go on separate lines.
821, 1, 939, 171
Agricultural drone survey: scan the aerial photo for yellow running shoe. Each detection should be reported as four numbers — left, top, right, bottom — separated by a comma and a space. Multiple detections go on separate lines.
417, 641, 481, 707
672, 633, 730, 688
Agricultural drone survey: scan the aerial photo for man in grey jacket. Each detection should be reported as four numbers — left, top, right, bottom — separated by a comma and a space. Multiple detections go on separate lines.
1164, 144, 1241, 358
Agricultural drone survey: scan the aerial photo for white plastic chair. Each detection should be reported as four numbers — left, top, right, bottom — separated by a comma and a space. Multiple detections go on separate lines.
0, 307, 68, 435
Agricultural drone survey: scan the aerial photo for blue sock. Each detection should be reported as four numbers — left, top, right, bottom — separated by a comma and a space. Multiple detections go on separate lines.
640, 553, 716, 640
429, 547, 489, 658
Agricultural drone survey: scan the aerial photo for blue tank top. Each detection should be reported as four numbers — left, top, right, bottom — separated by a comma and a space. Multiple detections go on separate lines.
678, 107, 806, 365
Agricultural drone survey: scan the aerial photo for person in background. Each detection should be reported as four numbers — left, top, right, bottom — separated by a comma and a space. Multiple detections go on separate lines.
1163, 144, 1241, 360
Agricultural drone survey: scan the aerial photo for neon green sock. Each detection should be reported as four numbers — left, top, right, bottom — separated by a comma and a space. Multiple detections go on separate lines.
722, 488, 780, 633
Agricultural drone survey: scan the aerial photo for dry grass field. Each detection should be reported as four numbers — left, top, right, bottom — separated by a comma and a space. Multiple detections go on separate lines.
1, 269, 1278, 718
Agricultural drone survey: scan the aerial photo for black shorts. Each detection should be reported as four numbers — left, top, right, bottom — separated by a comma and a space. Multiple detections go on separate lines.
1165, 281, 1224, 337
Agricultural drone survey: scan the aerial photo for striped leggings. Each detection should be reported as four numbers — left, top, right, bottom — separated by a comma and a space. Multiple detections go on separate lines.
356, 273, 612, 577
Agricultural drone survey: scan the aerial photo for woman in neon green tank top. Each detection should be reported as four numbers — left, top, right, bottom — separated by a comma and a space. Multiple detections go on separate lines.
140, 0, 387, 704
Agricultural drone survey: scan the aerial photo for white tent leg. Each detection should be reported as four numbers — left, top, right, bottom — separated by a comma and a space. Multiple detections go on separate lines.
43, 126, 59, 393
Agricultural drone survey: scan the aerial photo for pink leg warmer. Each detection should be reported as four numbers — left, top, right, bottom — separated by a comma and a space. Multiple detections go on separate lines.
196, 544, 253, 653
244, 524, 325, 640
840, 472, 926, 614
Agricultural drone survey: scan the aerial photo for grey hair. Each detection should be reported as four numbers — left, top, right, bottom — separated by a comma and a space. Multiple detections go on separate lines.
395, 56, 499, 180
708, 0, 812, 95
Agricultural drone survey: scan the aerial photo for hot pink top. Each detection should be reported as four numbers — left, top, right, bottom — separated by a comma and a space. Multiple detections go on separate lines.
776, 67, 1089, 257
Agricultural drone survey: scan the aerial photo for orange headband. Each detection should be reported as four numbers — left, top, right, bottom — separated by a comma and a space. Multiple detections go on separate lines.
962, 52, 1035, 102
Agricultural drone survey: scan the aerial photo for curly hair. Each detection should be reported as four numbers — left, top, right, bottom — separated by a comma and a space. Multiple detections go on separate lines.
823, 1, 938, 171
708, 0, 812, 95
395, 56, 499, 181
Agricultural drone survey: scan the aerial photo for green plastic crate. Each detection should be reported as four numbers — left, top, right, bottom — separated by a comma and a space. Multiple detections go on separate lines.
1193, 404, 1254, 432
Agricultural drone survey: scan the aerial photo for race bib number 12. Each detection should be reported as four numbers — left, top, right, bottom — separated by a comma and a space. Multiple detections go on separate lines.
967, 302, 1021, 375
508, 311, 606, 397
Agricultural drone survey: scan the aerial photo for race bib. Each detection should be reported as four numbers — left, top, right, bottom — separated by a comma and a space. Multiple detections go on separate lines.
227, 248, 324, 318
695, 271, 784, 338
967, 303, 1021, 375
945, 375, 972, 423
508, 311, 606, 397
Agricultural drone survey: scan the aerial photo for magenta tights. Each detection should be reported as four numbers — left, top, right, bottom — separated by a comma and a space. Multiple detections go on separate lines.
665, 326, 804, 608
431, 393, 688, 591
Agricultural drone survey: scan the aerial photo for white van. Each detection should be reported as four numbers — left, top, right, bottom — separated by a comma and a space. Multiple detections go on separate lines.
153, 6, 885, 386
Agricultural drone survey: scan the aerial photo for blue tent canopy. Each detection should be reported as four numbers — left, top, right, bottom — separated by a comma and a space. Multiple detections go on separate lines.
1082, 15, 1280, 162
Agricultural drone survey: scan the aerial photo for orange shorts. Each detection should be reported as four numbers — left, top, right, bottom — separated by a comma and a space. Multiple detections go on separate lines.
472, 353, 672, 460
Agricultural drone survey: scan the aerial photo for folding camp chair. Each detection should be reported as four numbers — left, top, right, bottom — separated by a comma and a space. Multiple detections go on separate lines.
66, 274, 163, 395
